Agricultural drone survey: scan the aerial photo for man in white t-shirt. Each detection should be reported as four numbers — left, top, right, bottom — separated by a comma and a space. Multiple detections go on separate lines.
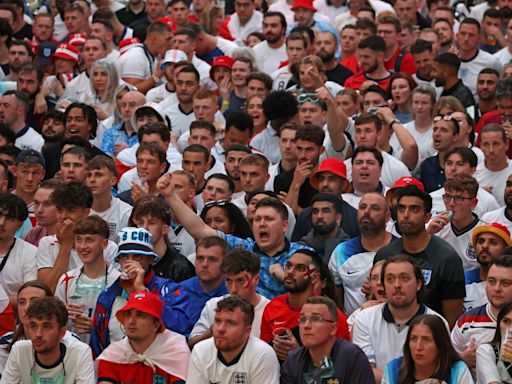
37, 182, 117, 292
187, 295, 280, 383
55, 216, 120, 343
146, 49, 187, 104
0, 91, 43, 152
344, 112, 411, 189
352, 254, 448, 383
271, 31, 309, 91
475, 123, 512, 205
219, 0, 263, 45
494, 18, 512, 67
189, 248, 270, 347
457, 18, 500, 99
85, 156, 132, 242
430, 146, 498, 217
254, 12, 287, 75
164, 65, 201, 137
0, 296, 95, 384
0, 194, 37, 300
427, 174, 483, 277
118, 21, 174, 94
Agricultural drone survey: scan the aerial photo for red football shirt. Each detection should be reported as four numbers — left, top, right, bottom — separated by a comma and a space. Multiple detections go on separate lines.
260, 294, 349, 343
98, 359, 183, 383
384, 47, 417, 75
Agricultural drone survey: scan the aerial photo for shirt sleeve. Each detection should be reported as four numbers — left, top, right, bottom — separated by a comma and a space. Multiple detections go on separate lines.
328, 246, 343, 287
23, 244, 37, 282
352, 309, 376, 364
189, 300, 215, 338
75, 344, 96, 384
185, 347, 211, 384
439, 250, 466, 300
118, 52, 150, 80
259, 305, 273, 343
54, 273, 68, 304
249, 342, 280, 383
36, 237, 55, 270
0, 343, 21, 384
450, 316, 468, 354
476, 343, 502, 384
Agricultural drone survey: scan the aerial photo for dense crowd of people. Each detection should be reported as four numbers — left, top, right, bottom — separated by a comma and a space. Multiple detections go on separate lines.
1, 0, 512, 382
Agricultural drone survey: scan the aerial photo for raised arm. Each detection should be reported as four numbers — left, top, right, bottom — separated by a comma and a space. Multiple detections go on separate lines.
157, 173, 216, 240
316, 85, 347, 152
378, 108, 418, 171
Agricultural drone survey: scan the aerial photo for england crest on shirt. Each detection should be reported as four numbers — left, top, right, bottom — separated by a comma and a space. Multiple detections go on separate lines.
422, 269, 432, 285
233, 372, 248, 384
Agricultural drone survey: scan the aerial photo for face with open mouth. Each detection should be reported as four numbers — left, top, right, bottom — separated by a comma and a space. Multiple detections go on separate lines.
252, 206, 287, 254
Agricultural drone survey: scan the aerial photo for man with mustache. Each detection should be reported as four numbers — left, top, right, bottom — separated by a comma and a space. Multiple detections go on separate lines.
299, 193, 348, 262
253, 12, 287, 75
374, 185, 466, 329
329, 192, 394, 315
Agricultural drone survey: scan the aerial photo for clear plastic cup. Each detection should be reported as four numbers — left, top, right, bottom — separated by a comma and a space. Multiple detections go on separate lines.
500, 328, 512, 362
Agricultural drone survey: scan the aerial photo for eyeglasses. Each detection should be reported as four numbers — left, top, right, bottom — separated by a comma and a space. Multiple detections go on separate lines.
204, 199, 230, 209
298, 314, 336, 325
283, 262, 315, 273
442, 194, 474, 203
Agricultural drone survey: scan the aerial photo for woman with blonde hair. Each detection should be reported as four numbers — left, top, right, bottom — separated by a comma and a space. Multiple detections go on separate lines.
81, 58, 119, 121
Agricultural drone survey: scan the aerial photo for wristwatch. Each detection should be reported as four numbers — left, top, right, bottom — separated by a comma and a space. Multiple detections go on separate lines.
389, 119, 401, 129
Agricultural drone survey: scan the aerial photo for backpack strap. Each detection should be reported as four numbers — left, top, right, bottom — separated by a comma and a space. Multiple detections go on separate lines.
394, 48, 407, 73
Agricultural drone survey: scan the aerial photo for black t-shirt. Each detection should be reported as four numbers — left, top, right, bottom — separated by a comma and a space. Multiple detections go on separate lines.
116, 6, 147, 27
273, 169, 318, 209
13, 23, 33, 40
326, 64, 354, 86
374, 235, 465, 315
441, 80, 475, 108
153, 245, 196, 282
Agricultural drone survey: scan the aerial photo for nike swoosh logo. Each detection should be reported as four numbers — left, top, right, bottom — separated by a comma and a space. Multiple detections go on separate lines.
347, 270, 357, 275
274, 321, 285, 325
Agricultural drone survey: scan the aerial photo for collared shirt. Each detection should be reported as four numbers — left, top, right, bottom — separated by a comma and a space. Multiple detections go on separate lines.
420, 154, 445, 193
352, 302, 447, 369
217, 232, 312, 299
101, 123, 139, 156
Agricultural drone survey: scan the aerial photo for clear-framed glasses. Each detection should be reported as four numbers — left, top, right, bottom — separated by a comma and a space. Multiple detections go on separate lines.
298, 314, 336, 325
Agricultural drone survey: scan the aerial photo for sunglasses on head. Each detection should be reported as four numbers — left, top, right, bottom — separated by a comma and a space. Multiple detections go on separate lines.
204, 199, 230, 209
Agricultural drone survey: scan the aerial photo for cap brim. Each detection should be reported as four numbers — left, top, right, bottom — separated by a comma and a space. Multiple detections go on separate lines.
115, 302, 166, 332
310, 172, 350, 193
115, 243, 160, 263
472, 227, 512, 248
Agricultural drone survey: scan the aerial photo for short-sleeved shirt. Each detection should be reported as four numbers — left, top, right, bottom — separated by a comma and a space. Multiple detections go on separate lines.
374, 235, 466, 315
180, 277, 228, 326
218, 232, 312, 299
0, 238, 37, 297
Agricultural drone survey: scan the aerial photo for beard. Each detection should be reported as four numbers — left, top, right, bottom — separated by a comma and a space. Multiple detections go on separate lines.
42, 131, 65, 142
359, 221, 385, 236
285, 278, 310, 293
506, 195, 512, 210
317, 50, 335, 63
312, 220, 337, 235
364, 61, 378, 74
434, 77, 445, 87
265, 32, 282, 44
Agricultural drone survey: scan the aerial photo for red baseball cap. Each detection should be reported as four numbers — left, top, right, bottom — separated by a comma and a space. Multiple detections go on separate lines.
291, 0, 316, 12
53, 43, 79, 63
156, 16, 177, 33
385, 176, 424, 203
116, 290, 165, 333
310, 158, 350, 193
472, 222, 512, 248
210, 55, 235, 80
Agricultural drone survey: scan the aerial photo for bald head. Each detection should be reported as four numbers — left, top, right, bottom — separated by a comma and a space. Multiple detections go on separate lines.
357, 192, 389, 236
120, 91, 146, 124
